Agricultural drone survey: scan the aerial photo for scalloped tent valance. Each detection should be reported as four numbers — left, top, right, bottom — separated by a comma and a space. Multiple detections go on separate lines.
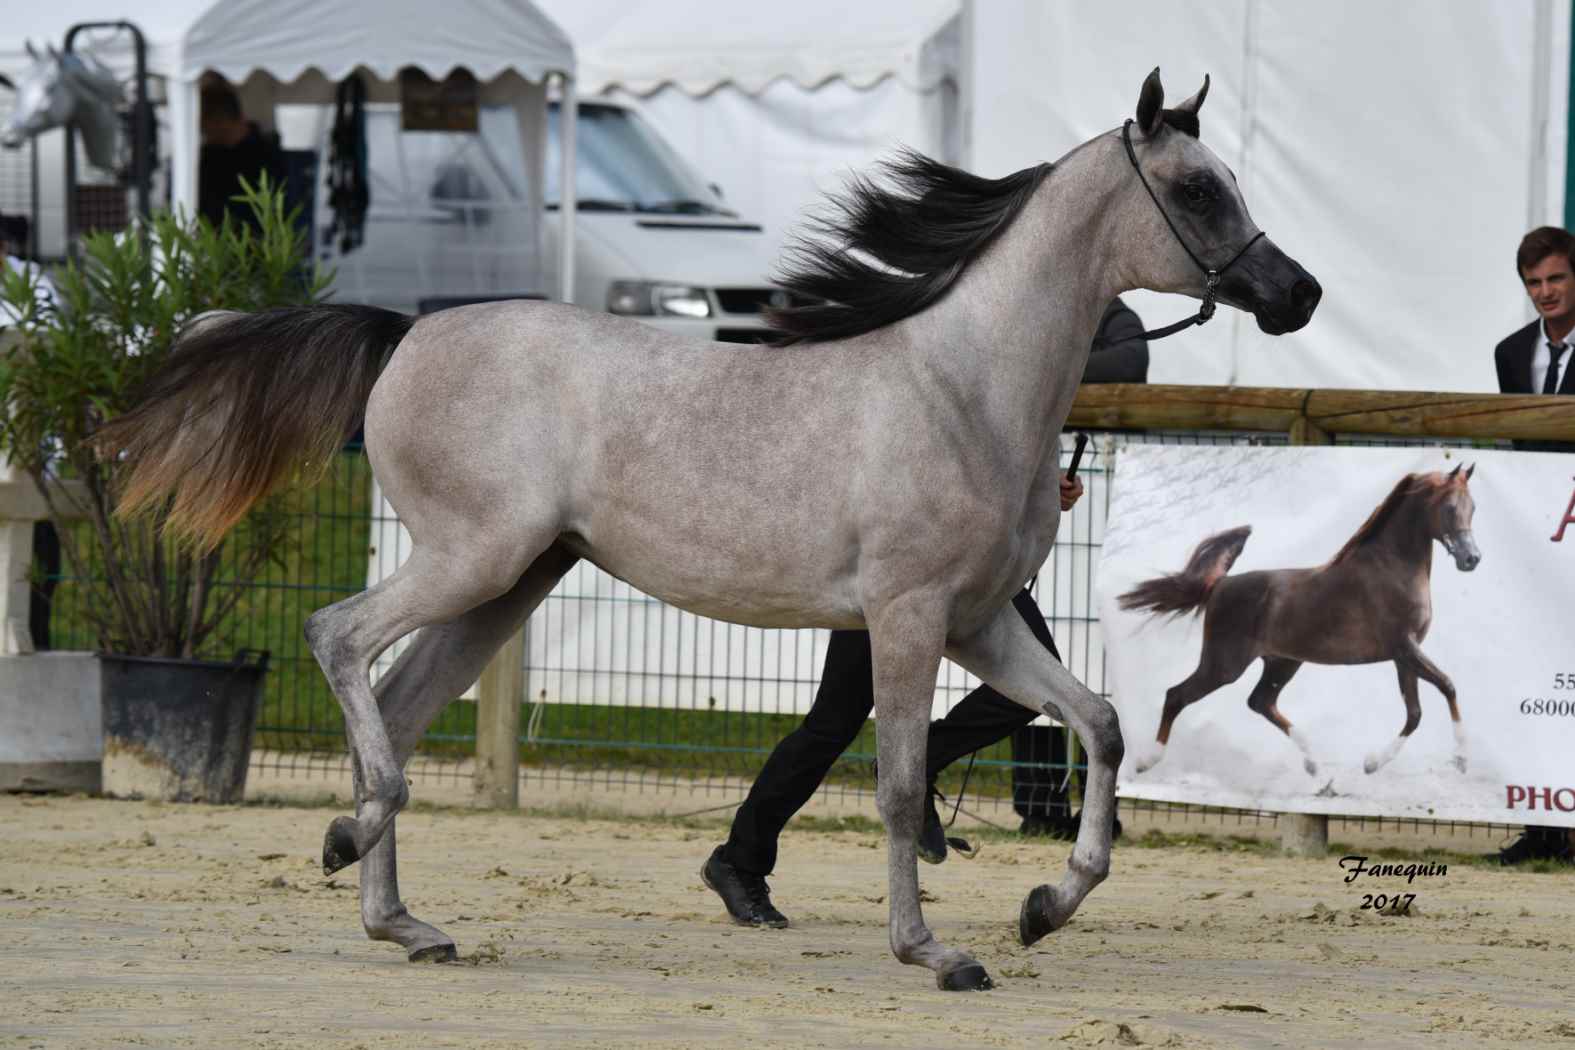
537, 0, 955, 97
0, 0, 574, 85
181, 0, 573, 85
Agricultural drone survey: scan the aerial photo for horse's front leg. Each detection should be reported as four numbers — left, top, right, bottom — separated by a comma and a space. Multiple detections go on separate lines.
1399, 640, 1466, 772
1363, 664, 1422, 775
948, 601, 1123, 947
868, 599, 992, 991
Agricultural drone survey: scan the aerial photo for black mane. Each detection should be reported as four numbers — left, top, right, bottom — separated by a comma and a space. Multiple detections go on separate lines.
765, 150, 1052, 345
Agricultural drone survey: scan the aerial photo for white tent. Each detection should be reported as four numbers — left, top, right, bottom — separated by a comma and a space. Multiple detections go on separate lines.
1, 0, 578, 305
539, 0, 961, 254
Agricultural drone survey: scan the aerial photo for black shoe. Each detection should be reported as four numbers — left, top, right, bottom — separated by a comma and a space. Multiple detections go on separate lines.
920, 787, 950, 865
702, 846, 790, 927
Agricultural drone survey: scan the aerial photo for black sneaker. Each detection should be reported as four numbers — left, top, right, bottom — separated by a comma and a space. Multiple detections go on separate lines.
920, 787, 973, 865
701, 846, 789, 927
919, 788, 949, 865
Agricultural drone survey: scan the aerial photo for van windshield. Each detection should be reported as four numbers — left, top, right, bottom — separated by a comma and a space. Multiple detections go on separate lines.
546, 102, 733, 216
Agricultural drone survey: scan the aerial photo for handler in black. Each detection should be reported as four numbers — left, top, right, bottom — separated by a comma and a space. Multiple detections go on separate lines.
702, 472, 1088, 927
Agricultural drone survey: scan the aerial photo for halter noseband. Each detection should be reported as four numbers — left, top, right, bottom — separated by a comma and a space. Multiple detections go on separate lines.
1102, 118, 1267, 346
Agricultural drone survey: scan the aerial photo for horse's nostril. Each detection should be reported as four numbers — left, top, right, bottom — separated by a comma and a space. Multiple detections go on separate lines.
1292, 278, 1322, 314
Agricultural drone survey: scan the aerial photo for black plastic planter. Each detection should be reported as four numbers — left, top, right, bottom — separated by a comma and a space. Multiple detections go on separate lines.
99, 649, 270, 803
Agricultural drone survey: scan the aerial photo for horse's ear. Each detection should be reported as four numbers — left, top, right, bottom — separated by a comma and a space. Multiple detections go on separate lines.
1136, 67, 1164, 136
1464, 462, 1475, 481
1175, 74, 1210, 117
25, 39, 39, 62
45, 42, 61, 61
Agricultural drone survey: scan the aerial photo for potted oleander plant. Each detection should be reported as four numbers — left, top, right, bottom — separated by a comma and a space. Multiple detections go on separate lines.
0, 177, 330, 802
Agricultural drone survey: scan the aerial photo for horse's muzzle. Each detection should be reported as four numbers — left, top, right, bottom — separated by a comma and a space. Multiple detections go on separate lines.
1222, 237, 1321, 335
1252, 275, 1321, 335
1443, 533, 1481, 572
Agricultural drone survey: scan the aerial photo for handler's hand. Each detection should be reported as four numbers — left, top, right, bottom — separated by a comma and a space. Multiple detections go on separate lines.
1059, 472, 1084, 512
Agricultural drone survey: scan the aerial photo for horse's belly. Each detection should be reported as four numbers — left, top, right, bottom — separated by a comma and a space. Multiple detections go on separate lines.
563, 528, 864, 630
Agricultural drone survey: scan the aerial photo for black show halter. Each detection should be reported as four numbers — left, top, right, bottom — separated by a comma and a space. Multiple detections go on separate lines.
1095, 118, 1266, 348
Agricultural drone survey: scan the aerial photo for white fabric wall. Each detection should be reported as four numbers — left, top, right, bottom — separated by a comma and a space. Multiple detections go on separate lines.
968, 0, 1570, 393
607, 76, 957, 256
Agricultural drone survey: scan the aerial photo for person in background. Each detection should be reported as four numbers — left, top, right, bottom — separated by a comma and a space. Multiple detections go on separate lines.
702, 474, 1086, 927
1012, 297, 1148, 838
702, 301, 1145, 928
0, 213, 61, 651
198, 79, 285, 232
1490, 226, 1575, 865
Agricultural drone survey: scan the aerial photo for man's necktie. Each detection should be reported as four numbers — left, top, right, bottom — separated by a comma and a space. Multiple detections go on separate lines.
1545, 342, 1567, 395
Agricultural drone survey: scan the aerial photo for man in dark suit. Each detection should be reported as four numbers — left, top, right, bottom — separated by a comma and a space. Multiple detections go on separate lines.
1492, 227, 1575, 864
1496, 227, 1575, 409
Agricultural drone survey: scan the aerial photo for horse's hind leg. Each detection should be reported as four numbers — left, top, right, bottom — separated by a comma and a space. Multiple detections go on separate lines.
357, 545, 578, 961
308, 535, 547, 875
1243, 657, 1317, 774
1134, 641, 1254, 773
1363, 664, 1421, 775
948, 603, 1123, 950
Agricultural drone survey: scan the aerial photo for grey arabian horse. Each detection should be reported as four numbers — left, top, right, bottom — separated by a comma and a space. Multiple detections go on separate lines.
97, 70, 1319, 991
0, 41, 123, 171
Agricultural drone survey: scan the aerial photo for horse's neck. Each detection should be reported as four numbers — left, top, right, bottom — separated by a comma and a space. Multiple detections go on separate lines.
896, 155, 1123, 487
1360, 497, 1435, 571
74, 98, 119, 171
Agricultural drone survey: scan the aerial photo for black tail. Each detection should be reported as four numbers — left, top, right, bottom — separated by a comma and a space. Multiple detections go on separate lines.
1118, 525, 1252, 617
93, 304, 414, 548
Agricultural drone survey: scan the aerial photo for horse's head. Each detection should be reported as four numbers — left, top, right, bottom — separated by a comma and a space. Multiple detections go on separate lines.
1, 42, 122, 155
1112, 69, 1320, 336
1430, 464, 1480, 571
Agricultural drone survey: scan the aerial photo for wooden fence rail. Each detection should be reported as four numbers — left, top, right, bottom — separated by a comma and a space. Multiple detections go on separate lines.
1068, 384, 1575, 442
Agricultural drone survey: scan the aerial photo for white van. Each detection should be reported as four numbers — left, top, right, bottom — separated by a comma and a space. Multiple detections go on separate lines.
543, 99, 789, 343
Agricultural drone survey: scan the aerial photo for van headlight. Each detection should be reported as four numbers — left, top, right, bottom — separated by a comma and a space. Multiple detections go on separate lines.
607, 281, 712, 318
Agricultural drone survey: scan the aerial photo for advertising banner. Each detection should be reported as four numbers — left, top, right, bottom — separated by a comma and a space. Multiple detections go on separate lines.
1097, 444, 1575, 827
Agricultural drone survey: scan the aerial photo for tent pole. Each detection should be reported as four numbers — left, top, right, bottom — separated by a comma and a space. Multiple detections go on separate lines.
558, 73, 577, 304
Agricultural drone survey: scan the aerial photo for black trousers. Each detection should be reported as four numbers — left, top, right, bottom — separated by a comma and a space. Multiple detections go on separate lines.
724, 588, 1064, 876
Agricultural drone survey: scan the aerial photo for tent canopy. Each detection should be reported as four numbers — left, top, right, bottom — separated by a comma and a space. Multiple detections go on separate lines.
0, 0, 573, 84
540, 0, 955, 96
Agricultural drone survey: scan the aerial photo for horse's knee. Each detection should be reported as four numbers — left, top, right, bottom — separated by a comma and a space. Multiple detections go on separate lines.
876, 778, 925, 834
1085, 697, 1124, 769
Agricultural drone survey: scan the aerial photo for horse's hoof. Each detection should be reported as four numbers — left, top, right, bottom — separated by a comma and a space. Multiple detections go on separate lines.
408, 943, 458, 964
1363, 755, 1380, 775
322, 817, 361, 875
937, 962, 994, 992
1452, 753, 1468, 774
1018, 883, 1064, 947
1304, 758, 1319, 776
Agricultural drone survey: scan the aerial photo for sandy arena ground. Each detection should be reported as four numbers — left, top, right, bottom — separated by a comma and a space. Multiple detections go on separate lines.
2, 792, 1573, 1050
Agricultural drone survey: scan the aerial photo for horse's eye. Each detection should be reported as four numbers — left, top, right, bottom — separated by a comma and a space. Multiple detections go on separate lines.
1183, 183, 1208, 205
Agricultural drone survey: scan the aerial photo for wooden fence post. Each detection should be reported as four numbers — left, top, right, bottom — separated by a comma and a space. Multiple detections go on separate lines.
473, 627, 525, 809
1280, 402, 1332, 855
